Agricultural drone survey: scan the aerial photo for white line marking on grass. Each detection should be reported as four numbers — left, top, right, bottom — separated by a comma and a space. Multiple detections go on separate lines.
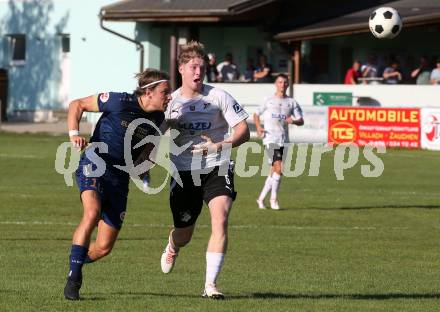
0, 220, 409, 231
382, 153, 440, 160
0, 221, 79, 226
296, 189, 440, 198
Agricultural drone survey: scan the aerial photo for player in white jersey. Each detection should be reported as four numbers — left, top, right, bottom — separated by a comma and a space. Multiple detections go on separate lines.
253, 74, 304, 210
159, 41, 250, 299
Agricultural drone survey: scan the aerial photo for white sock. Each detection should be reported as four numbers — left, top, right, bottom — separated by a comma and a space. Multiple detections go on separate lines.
258, 176, 272, 201
270, 173, 281, 200
205, 252, 225, 287
169, 232, 179, 253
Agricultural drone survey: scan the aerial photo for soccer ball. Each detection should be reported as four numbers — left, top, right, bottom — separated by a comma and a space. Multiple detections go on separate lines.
369, 7, 402, 39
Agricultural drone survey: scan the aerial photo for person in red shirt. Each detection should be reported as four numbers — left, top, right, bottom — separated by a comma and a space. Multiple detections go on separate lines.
344, 60, 361, 84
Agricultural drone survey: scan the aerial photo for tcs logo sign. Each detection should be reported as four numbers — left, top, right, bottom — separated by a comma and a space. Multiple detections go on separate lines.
423, 114, 440, 142
329, 122, 356, 142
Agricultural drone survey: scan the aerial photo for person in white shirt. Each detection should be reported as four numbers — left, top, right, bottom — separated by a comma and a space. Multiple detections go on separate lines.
253, 74, 304, 210
160, 41, 250, 299
430, 58, 440, 85
216, 53, 239, 82
361, 55, 380, 84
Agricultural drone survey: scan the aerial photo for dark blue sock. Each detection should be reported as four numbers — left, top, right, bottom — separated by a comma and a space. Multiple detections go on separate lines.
68, 244, 88, 281
84, 255, 95, 264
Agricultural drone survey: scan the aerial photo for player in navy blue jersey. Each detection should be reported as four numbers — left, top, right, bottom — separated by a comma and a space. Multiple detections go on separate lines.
64, 69, 171, 301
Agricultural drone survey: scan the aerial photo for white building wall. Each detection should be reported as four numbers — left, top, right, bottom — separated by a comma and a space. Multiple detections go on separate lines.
0, 0, 140, 120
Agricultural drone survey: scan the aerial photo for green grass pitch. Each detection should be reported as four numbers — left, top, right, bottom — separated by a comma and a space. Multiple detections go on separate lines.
1, 132, 440, 311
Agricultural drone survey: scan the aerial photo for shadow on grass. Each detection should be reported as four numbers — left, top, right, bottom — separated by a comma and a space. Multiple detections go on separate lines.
238, 292, 440, 300
86, 291, 440, 301
77, 296, 107, 301
299, 204, 440, 211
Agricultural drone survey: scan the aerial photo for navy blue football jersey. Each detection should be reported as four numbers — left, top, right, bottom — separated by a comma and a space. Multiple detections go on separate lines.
90, 92, 164, 171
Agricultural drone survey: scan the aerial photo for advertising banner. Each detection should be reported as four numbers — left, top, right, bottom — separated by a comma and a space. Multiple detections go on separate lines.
328, 107, 420, 148
421, 108, 440, 150
313, 92, 353, 106
290, 106, 328, 143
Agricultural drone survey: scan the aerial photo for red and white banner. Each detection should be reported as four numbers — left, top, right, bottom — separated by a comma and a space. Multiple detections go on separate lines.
421, 108, 440, 150
328, 107, 421, 148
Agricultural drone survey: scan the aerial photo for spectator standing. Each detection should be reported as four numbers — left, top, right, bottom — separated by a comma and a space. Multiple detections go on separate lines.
361, 55, 380, 84
411, 56, 431, 85
216, 53, 239, 82
254, 55, 272, 83
382, 60, 402, 84
206, 53, 219, 83
344, 60, 361, 84
430, 58, 440, 84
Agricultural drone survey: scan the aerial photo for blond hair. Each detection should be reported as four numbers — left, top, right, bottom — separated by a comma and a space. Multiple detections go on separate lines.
178, 41, 208, 65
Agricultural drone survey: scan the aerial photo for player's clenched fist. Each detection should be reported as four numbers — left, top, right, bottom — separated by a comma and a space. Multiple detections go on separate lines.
70, 135, 87, 151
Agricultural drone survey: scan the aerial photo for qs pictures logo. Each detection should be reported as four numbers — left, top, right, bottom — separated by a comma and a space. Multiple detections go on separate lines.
329, 122, 357, 142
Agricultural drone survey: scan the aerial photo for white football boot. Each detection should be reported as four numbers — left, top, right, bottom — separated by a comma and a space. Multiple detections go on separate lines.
270, 199, 280, 210
161, 243, 178, 274
256, 199, 266, 209
202, 284, 225, 300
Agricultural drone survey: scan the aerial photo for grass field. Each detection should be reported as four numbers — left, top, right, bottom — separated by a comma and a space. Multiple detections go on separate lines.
1, 131, 440, 311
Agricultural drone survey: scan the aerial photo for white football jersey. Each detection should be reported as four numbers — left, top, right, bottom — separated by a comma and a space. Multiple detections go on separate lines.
164, 84, 248, 170
256, 95, 303, 146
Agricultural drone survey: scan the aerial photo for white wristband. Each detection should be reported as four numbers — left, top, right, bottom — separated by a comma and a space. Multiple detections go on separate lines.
69, 130, 80, 137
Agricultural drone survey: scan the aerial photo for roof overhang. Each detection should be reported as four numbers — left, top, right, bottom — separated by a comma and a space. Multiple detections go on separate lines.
274, 1, 440, 42
100, 0, 278, 22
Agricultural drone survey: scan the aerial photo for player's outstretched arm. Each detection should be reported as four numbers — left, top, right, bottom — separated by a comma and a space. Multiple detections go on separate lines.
67, 95, 99, 150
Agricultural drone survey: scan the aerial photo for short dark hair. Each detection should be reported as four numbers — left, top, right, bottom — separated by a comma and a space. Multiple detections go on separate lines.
134, 68, 169, 96
275, 73, 289, 81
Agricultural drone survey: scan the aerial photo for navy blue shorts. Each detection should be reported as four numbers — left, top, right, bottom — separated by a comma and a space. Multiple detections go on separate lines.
75, 156, 129, 230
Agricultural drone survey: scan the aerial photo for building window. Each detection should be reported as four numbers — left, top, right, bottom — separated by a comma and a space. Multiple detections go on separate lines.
7, 34, 26, 65
59, 34, 70, 53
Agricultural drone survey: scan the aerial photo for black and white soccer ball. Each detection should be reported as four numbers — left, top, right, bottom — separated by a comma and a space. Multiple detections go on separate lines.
369, 7, 402, 39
